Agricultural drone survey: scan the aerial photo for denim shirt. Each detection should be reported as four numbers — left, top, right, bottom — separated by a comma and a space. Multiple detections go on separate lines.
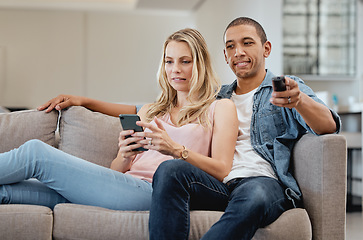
217, 69, 341, 205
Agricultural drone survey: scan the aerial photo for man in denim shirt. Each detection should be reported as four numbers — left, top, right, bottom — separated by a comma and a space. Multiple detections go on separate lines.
149, 17, 340, 240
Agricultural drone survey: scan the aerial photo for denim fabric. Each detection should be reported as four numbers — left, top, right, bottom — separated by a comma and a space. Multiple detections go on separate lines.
149, 159, 292, 240
217, 69, 341, 203
0, 139, 153, 210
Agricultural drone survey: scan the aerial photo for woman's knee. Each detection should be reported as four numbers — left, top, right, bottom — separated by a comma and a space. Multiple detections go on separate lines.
18, 139, 52, 165
22, 139, 47, 150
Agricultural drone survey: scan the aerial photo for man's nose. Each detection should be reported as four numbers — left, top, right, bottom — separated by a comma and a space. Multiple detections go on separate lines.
234, 45, 245, 57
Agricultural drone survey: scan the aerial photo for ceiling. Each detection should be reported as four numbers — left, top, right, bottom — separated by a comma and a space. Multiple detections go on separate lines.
0, 0, 205, 12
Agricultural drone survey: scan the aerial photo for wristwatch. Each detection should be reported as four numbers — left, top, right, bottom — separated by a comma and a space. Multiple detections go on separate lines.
181, 146, 189, 160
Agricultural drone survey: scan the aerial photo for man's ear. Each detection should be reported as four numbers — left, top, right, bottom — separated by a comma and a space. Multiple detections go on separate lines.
223, 49, 229, 64
263, 41, 272, 58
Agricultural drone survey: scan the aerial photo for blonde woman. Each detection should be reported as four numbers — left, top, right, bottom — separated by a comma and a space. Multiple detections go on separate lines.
1, 28, 238, 210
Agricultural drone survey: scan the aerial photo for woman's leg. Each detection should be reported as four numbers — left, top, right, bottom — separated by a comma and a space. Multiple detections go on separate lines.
0, 139, 152, 210
0, 179, 70, 209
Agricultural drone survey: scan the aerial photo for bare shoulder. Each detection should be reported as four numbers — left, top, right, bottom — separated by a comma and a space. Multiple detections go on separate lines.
214, 99, 236, 113
137, 103, 153, 121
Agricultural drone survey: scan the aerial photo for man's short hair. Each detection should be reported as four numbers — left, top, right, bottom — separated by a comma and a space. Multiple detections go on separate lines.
224, 17, 267, 44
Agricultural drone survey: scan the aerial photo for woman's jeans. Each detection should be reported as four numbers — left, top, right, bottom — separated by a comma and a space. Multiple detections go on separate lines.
149, 159, 294, 240
0, 139, 152, 210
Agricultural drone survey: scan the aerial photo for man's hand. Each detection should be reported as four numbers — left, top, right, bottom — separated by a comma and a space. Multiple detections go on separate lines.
37, 94, 84, 112
270, 77, 301, 109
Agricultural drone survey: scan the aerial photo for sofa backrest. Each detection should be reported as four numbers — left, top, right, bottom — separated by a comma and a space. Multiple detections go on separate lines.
58, 106, 121, 168
0, 109, 59, 153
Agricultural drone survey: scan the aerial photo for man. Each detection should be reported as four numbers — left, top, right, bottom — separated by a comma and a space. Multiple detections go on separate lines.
148, 17, 340, 240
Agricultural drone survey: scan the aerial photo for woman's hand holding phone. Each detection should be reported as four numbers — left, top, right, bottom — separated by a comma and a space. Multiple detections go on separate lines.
135, 118, 183, 159
118, 129, 146, 158
111, 129, 146, 172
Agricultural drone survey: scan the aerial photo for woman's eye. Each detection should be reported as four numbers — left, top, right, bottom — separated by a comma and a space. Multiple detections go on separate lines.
182, 60, 191, 64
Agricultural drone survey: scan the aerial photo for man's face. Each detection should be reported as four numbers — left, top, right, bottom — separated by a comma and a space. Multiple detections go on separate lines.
224, 24, 271, 80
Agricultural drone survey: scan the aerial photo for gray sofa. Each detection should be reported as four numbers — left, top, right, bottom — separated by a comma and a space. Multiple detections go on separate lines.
0, 106, 347, 240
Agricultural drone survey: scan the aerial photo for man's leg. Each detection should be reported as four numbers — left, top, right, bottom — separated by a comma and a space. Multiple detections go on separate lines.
149, 159, 230, 240
201, 176, 293, 240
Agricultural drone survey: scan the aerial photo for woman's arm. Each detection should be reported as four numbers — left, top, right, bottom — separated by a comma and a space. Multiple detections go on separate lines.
179, 99, 238, 181
38, 94, 137, 117
136, 99, 238, 181
110, 104, 152, 172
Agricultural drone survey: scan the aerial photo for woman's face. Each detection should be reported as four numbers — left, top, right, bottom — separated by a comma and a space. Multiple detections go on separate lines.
164, 40, 193, 93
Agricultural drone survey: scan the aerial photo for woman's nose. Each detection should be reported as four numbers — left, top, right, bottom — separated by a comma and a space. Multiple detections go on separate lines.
172, 63, 181, 73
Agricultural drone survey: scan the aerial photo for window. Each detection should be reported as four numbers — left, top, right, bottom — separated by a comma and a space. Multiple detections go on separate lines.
283, 0, 356, 77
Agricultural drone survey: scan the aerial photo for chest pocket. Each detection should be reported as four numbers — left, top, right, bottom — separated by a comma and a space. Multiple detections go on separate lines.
256, 102, 287, 143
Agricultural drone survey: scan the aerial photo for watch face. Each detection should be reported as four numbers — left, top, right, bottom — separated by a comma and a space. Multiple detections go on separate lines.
182, 149, 188, 160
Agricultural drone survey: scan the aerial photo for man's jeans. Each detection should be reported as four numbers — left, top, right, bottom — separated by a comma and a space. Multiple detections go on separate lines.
149, 159, 293, 240
0, 139, 153, 210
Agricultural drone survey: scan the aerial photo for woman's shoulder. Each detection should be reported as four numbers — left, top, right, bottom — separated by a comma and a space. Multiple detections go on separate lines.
138, 103, 154, 121
215, 98, 235, 109
213, 99, 236, 119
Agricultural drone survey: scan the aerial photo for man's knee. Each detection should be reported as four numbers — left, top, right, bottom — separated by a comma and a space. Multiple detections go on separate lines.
154, 159, 191, 180
153, 159, 196, 192
232, 178, 282, 211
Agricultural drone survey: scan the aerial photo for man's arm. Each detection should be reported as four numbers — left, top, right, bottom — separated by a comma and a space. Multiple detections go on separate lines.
270, 77, 337, 135
38, 94, 137, 117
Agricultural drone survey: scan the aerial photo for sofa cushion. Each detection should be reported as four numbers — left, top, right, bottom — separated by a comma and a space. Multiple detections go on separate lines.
0, 109, 59, 153
0, 204, 53, 240
53, 203, 311, 240
58, 106, 121, 168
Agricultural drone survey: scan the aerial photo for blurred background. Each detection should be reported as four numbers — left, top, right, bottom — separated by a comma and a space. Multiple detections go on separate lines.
0, 0, 361, 109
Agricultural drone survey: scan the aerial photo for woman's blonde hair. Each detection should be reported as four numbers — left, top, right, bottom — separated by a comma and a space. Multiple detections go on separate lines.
146, 28, 220, 128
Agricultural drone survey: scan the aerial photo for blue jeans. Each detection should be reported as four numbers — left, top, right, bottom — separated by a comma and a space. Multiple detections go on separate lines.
0, 139, 152, 210
149, 159, 294, 240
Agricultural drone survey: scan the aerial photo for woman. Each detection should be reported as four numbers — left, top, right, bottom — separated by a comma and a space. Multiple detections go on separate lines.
1, 28, 238, 210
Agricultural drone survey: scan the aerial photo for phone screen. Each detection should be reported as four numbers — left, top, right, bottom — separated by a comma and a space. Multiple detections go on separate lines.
119, 114, 143, 132
119, 114, 148, 151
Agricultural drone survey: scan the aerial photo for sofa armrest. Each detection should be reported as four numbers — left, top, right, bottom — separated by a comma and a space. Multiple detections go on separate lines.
293, 133, 346, 240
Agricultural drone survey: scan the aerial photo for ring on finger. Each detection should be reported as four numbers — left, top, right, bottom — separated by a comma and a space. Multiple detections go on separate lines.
288, 97, 291, 104
149, 139, 152, 146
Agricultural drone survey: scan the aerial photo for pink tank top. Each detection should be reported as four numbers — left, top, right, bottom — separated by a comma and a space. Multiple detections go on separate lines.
125, 101, 217, 183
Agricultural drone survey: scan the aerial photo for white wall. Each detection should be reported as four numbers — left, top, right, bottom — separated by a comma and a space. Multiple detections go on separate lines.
0, 9, 194, 108
85, 11, 195, 105
0, 10, 85, 108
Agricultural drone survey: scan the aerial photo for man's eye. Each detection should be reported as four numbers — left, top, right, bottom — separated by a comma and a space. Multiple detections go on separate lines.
245, 42, 253, 45
226, 44, 234, 49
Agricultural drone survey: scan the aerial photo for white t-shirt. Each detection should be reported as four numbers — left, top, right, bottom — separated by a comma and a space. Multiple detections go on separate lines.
223, 89, 277, 184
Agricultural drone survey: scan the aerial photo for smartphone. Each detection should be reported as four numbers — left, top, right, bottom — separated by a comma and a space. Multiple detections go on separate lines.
272, 76, 286, 92
119, 114, 148, 152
